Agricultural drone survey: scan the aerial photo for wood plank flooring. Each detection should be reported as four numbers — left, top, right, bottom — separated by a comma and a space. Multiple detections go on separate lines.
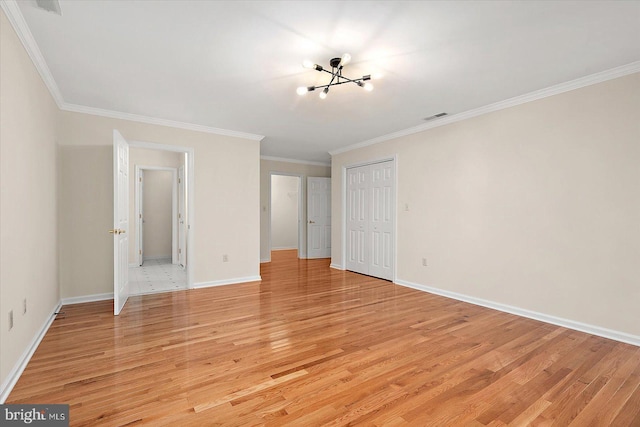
7, 250, 640, 426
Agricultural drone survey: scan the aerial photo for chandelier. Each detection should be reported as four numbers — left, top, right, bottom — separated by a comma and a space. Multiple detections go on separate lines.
296, 53, 373, 99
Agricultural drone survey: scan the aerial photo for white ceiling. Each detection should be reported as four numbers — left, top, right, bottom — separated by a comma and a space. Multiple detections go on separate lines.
12, 0, 640, 163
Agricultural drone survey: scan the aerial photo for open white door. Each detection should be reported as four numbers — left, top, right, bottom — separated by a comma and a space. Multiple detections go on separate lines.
113, 130, 130, 315
178, 165, 186, 267
307, 177, 331, 258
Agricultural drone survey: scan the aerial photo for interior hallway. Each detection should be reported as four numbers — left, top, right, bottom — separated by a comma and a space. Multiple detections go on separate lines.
129, 258, 187, 295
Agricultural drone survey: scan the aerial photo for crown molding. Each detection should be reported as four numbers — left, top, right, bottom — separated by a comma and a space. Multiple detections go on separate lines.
61, 103, 265, 141
260, 155, 331, 167
2, 0, 265, 142
1, 0, 64, 107
329, 61, 640, 156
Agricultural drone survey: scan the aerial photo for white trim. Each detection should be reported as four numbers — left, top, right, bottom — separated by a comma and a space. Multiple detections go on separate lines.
143, 255, 173, 261
330, 263, 344, 270
271, 246, 298, 251
63, 103, 264, 141
0, 0, 64, 108
329, 62, 640, 156
261, 156, 330, 167
193, 276, 262, 289
61, 293, 114, 305
395, 279, 640, 348
129, 262, 139, 268
260, 258, 271, 263
0, 301, 62, 403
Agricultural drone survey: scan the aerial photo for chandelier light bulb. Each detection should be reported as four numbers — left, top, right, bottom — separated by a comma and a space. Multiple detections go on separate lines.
363, 82, 374, 92
319, 87, 329, 99
296, 86, 308, 95
302, 60, 315, 69
339, 53, 351, 67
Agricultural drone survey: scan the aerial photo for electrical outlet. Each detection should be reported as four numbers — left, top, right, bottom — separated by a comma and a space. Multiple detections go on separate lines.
422, 258, 427, 267
9, 310, 13, 331
23, 298, 27, 315
223, 254, 229, 262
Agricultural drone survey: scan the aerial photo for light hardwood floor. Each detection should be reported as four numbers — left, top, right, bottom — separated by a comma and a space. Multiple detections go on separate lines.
8, 250, 640, 426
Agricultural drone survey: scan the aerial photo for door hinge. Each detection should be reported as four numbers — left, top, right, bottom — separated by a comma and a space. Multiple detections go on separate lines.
139, 214, 142, 218
139, 177, 142, 182
178, 249, 182, 254
178, 213, 181, 219
178, 178, 181, 184
139, 250, 142, 254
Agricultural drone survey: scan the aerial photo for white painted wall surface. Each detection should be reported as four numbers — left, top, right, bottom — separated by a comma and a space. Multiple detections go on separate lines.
57, 111, 261, 297
271, 175, 299, 250
142, 170, 173, 259
0, 10, 60, 398
332, 73, 640, 338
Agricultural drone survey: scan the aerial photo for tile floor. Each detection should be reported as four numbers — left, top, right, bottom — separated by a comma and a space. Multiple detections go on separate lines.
129, 258, 187, 295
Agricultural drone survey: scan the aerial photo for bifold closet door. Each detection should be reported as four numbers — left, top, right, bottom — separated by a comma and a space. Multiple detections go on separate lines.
346, 161, 394, 280
346, 166, 369, 275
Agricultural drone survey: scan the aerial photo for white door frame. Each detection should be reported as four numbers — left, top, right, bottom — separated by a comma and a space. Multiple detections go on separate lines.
135, 165, 178, 266
341, 156, 397, 282
268, 172, 304, 260
129, 139, 195, 289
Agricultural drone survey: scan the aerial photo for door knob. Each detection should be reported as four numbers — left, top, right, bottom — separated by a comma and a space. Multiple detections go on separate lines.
309, 220, 315, 224
108, 229, 126, 234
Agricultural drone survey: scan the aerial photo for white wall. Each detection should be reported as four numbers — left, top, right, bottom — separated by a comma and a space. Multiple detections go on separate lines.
260, 159, 331, 261
57, 111, 261, 297
271, 175, 299, 250
0, 10, 60, 397
142, 170, 173, 259
332, 73, 640, 338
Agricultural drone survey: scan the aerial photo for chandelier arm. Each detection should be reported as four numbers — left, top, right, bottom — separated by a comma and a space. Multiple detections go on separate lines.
313, 80, 364, 90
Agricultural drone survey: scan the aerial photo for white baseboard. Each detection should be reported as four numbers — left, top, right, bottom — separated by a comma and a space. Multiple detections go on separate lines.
260, 258, 271, 263
0, 300, 62, 403
61, 293, 114, 305
143, 255, 171, 261
129, 262, 139, 268
193, 276, 262, 289
394, 279, 640, 347
330, 263, 344, 270
271, 247, 297, 251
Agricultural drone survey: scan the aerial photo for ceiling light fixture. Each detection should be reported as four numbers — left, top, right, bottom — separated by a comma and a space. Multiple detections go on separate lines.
297, 53, 373, 100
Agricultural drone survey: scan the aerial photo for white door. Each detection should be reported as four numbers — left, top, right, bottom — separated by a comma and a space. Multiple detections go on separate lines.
346, 166, 369, 274
345, 161, 395, 280
368, 161, 394, 280
137, 168, 144, 266
307, 177, 331, 258
113, 130, 130, 315
178, 165, 186, 268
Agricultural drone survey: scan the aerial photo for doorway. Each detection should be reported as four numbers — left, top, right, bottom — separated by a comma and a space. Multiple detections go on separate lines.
131, 164, 187, 295
112, 133, 195, 314
270, 174, 302, 257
